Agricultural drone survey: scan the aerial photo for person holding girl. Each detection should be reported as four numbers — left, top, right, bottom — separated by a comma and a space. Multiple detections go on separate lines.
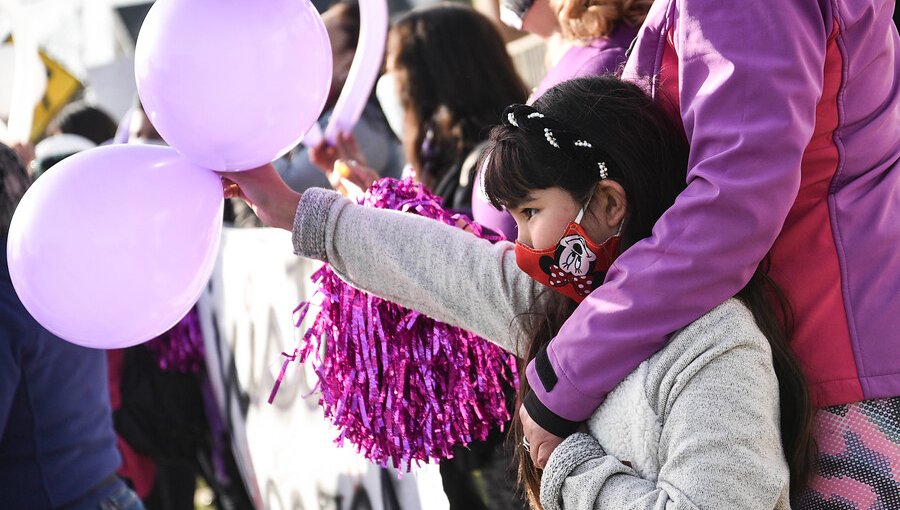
221, 76, 812, 509
505, 2, 900, 508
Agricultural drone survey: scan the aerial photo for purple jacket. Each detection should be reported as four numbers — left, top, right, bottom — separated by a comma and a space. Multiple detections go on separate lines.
525, 0, 900, 435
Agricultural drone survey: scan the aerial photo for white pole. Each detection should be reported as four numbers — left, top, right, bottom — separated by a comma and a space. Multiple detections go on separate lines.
6, 0, 43, 143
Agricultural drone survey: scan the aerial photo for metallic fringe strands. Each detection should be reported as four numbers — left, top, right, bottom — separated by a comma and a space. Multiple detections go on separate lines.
145, 306, 205, 373
275, 177, 518, 471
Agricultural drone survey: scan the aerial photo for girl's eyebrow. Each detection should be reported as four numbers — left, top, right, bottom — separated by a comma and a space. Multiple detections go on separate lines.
510, 194, 537, 210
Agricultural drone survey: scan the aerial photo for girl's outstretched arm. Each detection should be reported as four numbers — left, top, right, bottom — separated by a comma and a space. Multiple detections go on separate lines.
292, 186, 541, 356
223, 165, 541, 356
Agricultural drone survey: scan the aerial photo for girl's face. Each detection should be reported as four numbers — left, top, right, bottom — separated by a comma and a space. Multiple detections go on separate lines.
508, 185, 620, 249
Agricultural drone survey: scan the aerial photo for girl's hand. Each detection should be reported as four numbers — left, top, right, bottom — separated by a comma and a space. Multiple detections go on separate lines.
220, 164, 301, 231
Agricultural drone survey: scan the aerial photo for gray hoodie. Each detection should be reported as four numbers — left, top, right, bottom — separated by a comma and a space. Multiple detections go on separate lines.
292, 187, 791, 509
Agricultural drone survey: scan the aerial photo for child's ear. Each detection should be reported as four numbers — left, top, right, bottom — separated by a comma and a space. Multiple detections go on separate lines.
593, 180, 627, 231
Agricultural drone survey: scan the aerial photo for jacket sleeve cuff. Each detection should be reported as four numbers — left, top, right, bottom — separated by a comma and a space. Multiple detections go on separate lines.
524, 391, 581, 438
524, 343, 605, 427
292, 187, 343, 261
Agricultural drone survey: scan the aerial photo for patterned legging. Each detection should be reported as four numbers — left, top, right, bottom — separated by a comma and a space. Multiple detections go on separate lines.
797, 397, 900, 510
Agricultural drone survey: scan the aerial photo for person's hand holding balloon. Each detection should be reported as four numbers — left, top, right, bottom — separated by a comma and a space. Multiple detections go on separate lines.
222, 164, 302, 231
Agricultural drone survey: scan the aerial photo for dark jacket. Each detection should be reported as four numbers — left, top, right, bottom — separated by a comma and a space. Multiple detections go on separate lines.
0, 236, 122, 509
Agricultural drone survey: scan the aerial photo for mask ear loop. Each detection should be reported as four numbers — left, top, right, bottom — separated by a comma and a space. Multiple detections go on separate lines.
575, 180, 625, 238
575, 156, 611, 224
574, 182, 599, 225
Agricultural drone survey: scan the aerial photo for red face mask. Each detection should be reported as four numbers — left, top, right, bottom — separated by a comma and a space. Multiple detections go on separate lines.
514, 206, 621, 302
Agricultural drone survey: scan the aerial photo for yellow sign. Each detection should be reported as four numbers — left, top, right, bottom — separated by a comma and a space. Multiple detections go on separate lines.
4, 36, 83, 142
31, 50, 83, 142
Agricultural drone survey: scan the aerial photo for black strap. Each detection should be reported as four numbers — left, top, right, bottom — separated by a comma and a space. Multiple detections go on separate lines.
523, 390, 581, 438
534, 343, 558, 391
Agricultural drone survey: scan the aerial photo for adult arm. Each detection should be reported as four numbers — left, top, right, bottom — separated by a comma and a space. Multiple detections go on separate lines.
525, 0, 828, 435
292, 187, 542, 356
540, 302, 789, 509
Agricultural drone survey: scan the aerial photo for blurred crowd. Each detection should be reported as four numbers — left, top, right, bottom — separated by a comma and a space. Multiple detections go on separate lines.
2, 1, 900, 510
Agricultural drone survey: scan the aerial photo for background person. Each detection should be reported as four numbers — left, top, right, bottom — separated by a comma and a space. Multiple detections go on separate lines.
0, 142, 144, 510
314, 3, 529, 239
275, 1, 404, 194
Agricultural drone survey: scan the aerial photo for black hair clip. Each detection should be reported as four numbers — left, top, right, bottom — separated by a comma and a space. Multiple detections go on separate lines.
502, 104, 614, 180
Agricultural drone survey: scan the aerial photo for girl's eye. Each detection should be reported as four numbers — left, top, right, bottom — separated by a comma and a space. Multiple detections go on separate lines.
521, 208, 538, 219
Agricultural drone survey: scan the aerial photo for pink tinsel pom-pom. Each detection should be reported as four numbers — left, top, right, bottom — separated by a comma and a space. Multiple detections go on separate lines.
145, 307, 204, 374
276, 177, 518, 470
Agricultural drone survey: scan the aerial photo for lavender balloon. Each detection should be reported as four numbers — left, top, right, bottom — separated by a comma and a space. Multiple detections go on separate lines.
135, 0, 332, 171
323, 0, 388, 143
6, 145, 224, 348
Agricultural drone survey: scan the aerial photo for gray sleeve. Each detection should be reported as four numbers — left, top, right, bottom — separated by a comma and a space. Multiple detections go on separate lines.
292, 187, 541, 356
540, 303, 790, 510
540, 433, 646, 510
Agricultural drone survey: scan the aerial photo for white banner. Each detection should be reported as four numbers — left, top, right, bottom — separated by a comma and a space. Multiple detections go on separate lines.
197, 227, 449, 510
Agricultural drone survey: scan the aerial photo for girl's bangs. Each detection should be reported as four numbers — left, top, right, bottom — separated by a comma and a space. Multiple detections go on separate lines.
481, 126, 543, 210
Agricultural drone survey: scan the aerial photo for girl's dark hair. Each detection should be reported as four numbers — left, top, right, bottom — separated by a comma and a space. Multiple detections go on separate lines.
388, 3, 528, 189
481, 76, 815, 507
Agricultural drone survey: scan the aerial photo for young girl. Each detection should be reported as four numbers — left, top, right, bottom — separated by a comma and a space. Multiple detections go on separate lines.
224, 76, 814, 508
478, 0, 649, 239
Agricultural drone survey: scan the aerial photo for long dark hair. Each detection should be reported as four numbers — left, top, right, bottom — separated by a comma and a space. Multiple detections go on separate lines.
481, 76, 815, 507
388, 3, 528, 189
